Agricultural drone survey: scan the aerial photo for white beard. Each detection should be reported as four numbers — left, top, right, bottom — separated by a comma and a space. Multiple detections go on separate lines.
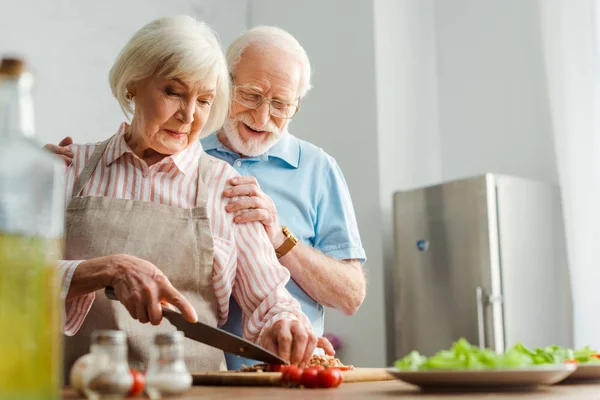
222, 112, 286, 157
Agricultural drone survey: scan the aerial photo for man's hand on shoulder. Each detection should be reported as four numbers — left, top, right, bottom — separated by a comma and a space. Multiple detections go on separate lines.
223, 176, 286, 247
44, 136, 74, 166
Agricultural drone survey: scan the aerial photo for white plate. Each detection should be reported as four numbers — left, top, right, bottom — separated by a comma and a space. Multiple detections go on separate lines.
563, 363, 600, 382
386, 364, 577, 390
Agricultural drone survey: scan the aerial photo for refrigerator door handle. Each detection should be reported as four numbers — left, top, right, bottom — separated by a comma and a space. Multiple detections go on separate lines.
476, 286, 486, 348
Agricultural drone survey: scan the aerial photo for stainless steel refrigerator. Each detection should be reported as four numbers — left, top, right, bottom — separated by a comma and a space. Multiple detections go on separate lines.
391, 174, 573, 359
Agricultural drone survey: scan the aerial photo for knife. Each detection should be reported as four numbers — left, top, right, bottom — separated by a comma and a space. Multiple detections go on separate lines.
104, 286, 287, 365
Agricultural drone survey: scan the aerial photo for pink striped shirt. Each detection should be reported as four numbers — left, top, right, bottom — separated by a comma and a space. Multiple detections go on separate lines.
59, 123, 309, 343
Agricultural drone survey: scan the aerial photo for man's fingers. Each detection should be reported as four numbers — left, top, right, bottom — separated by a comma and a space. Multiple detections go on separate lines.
317, 337, 336, 356
58, 136, 74, 146
226, 196, 265, 213
162, 285, 198, 323
44, 144, 74, 157
59, 155, 73, 166
228, 176, 259, 186
232, 209, 270, 225
223, 184, 261, 198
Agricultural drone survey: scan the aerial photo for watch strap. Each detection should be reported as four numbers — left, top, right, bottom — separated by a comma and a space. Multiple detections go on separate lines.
275, 226, 297, 258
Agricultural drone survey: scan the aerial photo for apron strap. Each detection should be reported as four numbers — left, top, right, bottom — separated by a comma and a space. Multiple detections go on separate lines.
72, 138, 111, 197
195, 152, 214, 208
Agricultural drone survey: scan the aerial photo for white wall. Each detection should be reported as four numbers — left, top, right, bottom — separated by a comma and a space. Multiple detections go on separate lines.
434, 0, 557, 184
0, 0, 248, 144
373, 0, 442, 364
248, 0, 387, 368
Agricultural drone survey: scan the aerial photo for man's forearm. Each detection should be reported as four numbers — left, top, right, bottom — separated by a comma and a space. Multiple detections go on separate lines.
278, 241, 366, 315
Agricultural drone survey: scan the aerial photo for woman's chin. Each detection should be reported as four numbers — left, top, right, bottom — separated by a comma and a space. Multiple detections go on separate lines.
158, 140, 188, 154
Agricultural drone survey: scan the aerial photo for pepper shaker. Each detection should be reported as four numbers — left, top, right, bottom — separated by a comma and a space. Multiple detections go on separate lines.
145, 331, 192, 399
82, 330, 133, 400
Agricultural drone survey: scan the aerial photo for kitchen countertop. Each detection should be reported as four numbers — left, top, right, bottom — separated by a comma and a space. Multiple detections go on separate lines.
62, 380, 600, 399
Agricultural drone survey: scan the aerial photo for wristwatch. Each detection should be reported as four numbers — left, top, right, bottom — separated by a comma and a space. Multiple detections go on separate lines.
275, 225, 298, 258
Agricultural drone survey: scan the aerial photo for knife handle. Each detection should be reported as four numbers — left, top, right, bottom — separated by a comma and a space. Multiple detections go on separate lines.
104, 286, 178, 313
105, 286, 118, 300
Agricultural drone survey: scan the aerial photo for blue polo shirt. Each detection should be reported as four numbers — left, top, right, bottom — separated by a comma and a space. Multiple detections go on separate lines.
201, 132, 366, 369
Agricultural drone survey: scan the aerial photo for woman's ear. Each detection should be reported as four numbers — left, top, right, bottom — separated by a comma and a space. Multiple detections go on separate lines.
127, 80, 138, 95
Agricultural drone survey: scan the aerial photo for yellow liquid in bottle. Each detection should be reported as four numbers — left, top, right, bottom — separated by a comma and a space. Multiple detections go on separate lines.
0, 233, 63, 400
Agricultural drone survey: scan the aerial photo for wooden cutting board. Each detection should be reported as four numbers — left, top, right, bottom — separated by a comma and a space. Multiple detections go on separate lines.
192, 368, 394, 386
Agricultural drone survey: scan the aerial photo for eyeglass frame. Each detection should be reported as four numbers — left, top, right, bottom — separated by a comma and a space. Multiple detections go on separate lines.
230, 78, 301, 119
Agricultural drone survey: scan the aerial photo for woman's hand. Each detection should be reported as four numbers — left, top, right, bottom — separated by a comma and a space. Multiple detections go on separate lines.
317, 336, 336, 356
223, 176, 286, 247
44, 136, 74, 166
79, 254, 198, 325
260, 319, 318, 366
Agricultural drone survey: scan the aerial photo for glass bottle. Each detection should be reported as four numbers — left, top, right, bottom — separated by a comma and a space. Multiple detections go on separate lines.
82, 330, 133, 400
0, 58, 65, 400
145, 331, 192, 399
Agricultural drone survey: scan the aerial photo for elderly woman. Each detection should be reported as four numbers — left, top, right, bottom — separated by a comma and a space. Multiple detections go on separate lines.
58, 15, 316, 375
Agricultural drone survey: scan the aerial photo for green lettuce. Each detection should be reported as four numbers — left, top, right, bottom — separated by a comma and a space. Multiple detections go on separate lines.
394, 338, 533, 371
394, 338, 600, 370
511, 342, 600, 364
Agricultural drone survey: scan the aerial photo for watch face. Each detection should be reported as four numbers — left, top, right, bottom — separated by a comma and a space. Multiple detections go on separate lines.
282, 226, 297, 243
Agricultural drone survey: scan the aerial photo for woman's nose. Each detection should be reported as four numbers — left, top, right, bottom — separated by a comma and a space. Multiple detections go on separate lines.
177, 100, 195, 124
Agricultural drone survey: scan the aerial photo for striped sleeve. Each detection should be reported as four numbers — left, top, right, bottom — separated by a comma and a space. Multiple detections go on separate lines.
234, 220, 312, 343
207, 161, 312, 343
59, 143, 97, 336
58, 260, 96, 336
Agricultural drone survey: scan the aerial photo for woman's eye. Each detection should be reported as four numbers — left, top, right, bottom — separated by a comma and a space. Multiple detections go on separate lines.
197, 99, 212, 106
165, 88, 180, 96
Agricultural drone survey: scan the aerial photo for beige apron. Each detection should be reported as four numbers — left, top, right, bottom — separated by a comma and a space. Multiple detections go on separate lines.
63, 137, 226, 379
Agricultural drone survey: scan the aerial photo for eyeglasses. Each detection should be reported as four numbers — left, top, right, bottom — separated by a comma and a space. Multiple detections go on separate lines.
232, 84, 300, 119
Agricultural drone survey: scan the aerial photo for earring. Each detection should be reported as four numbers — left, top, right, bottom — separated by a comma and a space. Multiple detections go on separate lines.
125, 91, 134, 101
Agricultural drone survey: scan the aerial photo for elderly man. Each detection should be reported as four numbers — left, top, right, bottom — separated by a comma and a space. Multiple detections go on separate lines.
48, 26, 366, 370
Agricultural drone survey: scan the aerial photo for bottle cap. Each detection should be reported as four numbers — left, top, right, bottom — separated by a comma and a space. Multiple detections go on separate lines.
0, 58, 25, 77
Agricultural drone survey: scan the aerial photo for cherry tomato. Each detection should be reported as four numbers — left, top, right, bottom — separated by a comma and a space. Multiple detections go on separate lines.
318, 368, 343, 388
281, 365, 304, 385
329, 365, 352, 371
565, 359, 579, 364
128, 369, 145, 397
591, 354, 600, 359
268, 364, 286, 372
312, 365, 326, 372
300, 367, 320, 388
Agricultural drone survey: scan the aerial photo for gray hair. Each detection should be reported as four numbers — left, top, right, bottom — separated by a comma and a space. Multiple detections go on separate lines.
226, 26, 312, 98
109, 15, 229, 136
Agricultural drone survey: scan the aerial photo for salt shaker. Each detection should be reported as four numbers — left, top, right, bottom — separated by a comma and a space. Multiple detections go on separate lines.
145, 331, 192, 399
82, 330, 133, 400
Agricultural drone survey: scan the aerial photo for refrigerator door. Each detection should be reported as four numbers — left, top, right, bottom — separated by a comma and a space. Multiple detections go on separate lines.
495, 175, 573, 349
392, 175, 503, 358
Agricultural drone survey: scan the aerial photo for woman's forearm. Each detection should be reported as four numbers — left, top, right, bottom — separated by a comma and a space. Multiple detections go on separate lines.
64, 256, 115, 300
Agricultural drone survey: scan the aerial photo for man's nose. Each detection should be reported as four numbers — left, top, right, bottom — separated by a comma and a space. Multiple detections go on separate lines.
252, 101, 271, 128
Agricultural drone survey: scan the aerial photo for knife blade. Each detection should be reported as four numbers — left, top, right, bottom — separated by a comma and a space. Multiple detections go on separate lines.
104, 286, 287, 365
